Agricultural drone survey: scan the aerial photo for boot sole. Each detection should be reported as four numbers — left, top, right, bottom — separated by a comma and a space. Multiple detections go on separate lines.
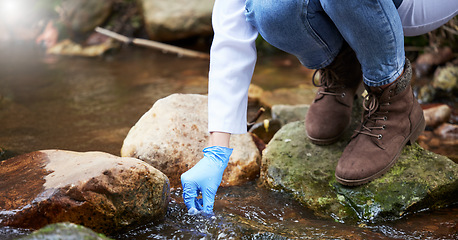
335, 115, 426, 186
306, 123, 349, 146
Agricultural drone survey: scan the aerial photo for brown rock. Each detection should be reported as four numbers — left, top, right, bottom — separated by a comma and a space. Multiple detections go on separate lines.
260, 87, 316, 108
0, 150, 169, 235
415, 47, 454, 77
434, 123, 458, 140
423, 104, 452, 128
248, 84, 264, 102
121, 94, 261, 188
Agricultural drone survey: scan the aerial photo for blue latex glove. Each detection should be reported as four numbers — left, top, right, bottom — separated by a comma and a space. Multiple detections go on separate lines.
180, 146, 233, 215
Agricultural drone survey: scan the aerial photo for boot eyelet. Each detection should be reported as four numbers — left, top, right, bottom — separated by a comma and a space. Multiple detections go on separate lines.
341, 93, 346, 98
317, 91, 321, 95
377, 134, 383, 139
383, 116, 388, 121
382, 125, 386, 130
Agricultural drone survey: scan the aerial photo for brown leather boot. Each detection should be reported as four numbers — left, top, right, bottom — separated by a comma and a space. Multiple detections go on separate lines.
305, 42, 363, 145
335, 59, 426, 186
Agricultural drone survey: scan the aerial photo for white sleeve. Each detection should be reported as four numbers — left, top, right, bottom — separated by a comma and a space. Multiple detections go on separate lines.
208, 0, 258, 134
398, 0, 458, 36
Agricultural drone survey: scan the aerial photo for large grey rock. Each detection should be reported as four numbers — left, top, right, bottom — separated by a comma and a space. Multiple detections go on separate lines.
0, 150, 169, 235
121, 94, 261, 188
271, 104, 309, 126
59, 0, 113, 33
17, 222, 112, 240
261, 105, 458, 222
138, 0, 214, 41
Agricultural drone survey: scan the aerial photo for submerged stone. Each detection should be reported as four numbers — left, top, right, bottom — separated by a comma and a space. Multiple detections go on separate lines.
0, 150, 170, 235
17, 222, 112, 240
261, 115, 458, 223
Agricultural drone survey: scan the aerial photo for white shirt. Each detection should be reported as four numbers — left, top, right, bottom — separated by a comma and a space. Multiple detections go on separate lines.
208, 0, 257, 134
398, 0, 458, 36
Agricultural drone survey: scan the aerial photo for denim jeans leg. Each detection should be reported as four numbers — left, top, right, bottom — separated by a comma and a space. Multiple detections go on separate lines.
320, 0, 405, 87
245, 0, 344, 69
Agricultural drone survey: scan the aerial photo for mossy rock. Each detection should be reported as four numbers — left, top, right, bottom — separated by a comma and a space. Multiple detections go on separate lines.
261, 119, 458, 223
433, 65, 458, 92
16, 222, 112, 240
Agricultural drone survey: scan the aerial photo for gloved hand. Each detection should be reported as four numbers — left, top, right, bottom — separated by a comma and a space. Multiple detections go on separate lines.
180, 146, 233, 215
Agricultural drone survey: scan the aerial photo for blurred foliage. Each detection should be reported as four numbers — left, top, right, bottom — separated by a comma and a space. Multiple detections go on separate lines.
32, 0, 62, 19
405, 16, 458, 53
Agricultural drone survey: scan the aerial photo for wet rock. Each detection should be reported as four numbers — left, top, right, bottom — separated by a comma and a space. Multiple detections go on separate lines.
121, 94, 261, 188
138, 0, 214, 41
417, 85, 436, 104
423, 104, 452, 128
433, 64, 458, 92
434, 123, 458, 140
415, 47, 454, 77
46, 39, 118, 57
260, 87, 316, 108
271, 104, 309, 125
248, 84, 264, 102
17, 222, 112, 240
58, 1, 113, 33
418, 129, 458, 164
0, 150, 169, 235
261, 103, 458, 223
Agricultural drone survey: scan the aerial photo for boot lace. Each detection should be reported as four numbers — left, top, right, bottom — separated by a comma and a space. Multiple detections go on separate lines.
354, 93, 389, 139
312, 69, 346, 98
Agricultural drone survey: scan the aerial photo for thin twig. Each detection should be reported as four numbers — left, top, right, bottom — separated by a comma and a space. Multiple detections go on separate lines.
441, 25, 458, 35
95, 27, 210, 60
247, 107, 266, 131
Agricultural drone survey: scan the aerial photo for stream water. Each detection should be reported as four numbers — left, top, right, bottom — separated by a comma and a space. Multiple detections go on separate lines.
0, 42, 456, 239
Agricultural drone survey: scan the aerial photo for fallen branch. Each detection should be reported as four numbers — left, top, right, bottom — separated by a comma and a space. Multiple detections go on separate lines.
247, 107, 266, 131
95, 27, 210, 60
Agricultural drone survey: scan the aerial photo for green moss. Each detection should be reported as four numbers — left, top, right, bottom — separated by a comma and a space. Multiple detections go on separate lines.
18, 223, 113, 240
263, 116, 458, 223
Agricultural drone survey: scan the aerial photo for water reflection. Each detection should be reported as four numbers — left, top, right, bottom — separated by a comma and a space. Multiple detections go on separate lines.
0, 43, 210, 156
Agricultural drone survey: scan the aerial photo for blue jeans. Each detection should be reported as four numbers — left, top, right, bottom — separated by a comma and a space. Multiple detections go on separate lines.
245, 0, 405, 87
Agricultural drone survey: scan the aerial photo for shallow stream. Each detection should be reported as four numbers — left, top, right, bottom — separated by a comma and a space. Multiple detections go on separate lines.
0, 43, 456, 239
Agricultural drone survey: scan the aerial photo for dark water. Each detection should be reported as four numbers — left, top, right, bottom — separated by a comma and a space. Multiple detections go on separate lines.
0, 42, 457, 239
